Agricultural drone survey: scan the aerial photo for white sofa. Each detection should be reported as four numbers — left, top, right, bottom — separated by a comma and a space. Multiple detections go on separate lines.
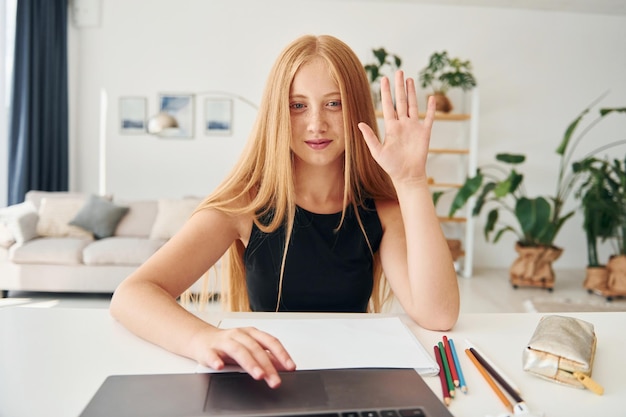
0, 191, 207, 297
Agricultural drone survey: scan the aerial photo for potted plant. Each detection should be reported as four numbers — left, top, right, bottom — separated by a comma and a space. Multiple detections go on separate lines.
363, 47, 402, 109
573, 156, 626, 296
447, 97, 626, 289
418, 50, 477, 113
447, 153, 569, 289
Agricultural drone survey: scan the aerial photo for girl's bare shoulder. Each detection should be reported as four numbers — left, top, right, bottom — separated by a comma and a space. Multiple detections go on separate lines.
373, 198, 401, 229
196, 189, 255, 244
373, 198, 400, 213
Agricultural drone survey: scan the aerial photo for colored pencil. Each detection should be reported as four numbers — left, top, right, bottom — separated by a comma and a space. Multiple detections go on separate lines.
465, 348, 513, 413
469, 347, 524, 404
465, 338, 520, 395
433, 345, 451, 406
448, 338, 468, 393
438, 342, 455, 397
442, 336, 460, 387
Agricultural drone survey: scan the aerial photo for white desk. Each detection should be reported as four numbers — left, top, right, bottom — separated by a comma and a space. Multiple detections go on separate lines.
0, 307, 623, 417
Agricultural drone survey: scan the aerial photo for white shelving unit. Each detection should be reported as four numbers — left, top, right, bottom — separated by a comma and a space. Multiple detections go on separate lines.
429, 90, 479, 278
376, 89, 479, 278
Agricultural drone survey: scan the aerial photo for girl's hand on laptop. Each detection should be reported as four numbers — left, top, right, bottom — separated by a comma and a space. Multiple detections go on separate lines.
194, 326, 297, 388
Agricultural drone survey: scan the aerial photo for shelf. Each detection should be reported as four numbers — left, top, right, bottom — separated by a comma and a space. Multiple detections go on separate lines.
438, 216, 467, 223
374, 111, 470, 121
430, 182, 463, 189
429, 148, 469, 155
376, 91, 479, 278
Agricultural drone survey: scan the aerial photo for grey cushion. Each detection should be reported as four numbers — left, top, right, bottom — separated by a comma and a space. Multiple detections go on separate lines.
70, 195, 129, 239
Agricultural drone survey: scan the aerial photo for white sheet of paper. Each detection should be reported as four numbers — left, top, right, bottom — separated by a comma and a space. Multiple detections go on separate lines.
197, 316, 438, 376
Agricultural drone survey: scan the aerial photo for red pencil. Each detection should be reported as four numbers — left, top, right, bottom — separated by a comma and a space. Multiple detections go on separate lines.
443, 336, 460, 387
434, 345, 452, 406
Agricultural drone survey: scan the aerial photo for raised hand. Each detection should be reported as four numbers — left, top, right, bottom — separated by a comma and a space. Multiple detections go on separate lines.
358, 70, 436, 185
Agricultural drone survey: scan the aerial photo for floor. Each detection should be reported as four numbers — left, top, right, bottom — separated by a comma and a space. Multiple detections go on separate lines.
2, 268, 625, 313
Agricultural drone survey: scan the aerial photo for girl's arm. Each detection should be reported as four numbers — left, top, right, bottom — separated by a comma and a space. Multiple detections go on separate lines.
110, 208, 295, 387
359, 71, 460, 330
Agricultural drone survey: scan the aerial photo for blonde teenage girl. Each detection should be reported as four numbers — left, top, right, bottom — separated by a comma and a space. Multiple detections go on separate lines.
110, 34, 459, 389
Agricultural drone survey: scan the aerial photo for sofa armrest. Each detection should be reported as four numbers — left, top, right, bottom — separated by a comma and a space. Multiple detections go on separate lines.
0, 223, 15, 248
0, 202, 39, 245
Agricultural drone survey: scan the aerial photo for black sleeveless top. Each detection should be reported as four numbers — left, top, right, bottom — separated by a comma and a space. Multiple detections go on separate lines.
244, 199, 383, 312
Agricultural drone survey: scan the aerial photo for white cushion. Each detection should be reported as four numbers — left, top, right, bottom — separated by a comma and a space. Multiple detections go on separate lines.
114, 200, 158, 237
149, 198, 201, 240
83, 237, 165, 266
9, 237, 92, 265
37, 197, 94, 239
0, 201, 39, 244
25, 191, 111, 211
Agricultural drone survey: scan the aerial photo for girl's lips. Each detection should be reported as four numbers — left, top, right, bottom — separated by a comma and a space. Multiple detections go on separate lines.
305, 139, 332, 150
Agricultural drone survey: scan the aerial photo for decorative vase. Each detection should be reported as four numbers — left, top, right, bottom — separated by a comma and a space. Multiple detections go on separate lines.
583, 266, 609, 292
607, 254, 626, 293
509, 243, 563, 289
430, 92, 453, 113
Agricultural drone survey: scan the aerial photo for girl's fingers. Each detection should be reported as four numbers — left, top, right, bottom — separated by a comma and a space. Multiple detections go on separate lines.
423, 94, 436, 129
358, 122, 382, 158
380, 77, 396, 122
206, 327, 296, 388
247, 327, 297, 371
406, 78, 420, 120
394, 70, 408, 118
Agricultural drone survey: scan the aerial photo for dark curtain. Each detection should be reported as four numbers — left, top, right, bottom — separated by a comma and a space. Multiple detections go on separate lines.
8, 0, 68, 205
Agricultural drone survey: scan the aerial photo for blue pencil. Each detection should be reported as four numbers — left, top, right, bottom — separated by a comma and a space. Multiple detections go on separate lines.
448, 338, 468, 393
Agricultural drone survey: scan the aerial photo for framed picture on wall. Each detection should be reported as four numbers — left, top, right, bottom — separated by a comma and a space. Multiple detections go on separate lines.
157, 93, 194, 138
204, 98, 233, 136
119, 97, 147, 134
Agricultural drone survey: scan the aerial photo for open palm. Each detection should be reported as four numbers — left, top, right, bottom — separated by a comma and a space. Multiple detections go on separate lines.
359, 71, 435, 185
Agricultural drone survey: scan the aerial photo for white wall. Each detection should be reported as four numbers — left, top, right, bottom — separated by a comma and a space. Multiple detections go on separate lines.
68, 0, 626, 269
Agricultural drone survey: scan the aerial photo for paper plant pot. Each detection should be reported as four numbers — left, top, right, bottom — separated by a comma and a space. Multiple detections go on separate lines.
607, 255, 626, 293
510, 243, 563, 287
583, 266, 609, 292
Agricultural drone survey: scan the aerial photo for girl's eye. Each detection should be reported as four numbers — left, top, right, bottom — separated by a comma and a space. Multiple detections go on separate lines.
290, 102, 306, 111
327, 100, 342, 109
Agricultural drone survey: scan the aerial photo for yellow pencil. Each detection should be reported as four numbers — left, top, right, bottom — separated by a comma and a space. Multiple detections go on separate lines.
465, 349, 513, 413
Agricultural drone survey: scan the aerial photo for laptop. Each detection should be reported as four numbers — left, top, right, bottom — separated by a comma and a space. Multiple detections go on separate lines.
80, 368, 454, 417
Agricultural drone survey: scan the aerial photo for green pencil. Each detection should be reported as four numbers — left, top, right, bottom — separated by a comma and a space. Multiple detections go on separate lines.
438, 341, 455, 397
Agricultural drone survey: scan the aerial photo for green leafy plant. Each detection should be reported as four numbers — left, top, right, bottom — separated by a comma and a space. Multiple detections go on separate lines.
447, 97, 626, 249
418, 51, 477, 94
447, 153, 572, 247
363, 48, 402, 84
573, 157, 626, 266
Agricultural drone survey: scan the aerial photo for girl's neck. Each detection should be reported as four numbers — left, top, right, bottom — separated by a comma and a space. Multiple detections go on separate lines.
293, 159, 345, 214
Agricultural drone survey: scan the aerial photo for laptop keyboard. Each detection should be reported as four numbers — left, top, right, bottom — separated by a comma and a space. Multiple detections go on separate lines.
281, 408, 427, 417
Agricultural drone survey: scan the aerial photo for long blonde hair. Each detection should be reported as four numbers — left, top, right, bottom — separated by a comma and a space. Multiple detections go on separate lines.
195, 35, 397, 312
